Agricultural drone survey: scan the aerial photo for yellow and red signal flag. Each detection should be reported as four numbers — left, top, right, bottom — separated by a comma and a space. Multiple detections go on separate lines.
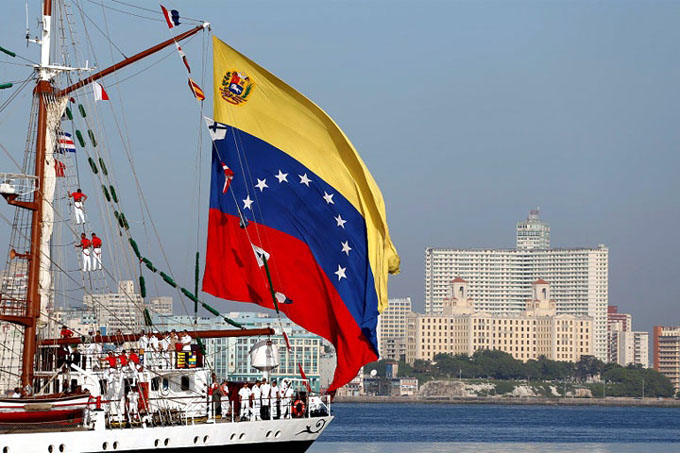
188, 78, 205, 101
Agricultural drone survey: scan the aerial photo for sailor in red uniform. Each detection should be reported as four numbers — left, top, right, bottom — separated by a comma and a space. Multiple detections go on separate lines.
60, 325, 74, 338
91, 233, 103, 270
68, 188, 88, 224
75, 233, 92, 272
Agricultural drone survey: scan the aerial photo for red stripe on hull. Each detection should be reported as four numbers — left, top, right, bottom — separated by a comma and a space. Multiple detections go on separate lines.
203, 209, 377, 392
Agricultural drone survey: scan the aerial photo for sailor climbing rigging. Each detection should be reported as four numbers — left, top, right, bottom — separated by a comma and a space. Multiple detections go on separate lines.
68, 188, 88, 224
75, 232, 92, 271
91, 232, 103, 270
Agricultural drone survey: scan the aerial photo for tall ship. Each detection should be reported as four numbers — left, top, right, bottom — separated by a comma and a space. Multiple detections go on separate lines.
0, 1, 399, 452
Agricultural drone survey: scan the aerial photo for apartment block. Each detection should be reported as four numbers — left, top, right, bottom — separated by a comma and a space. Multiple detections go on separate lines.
378, 297, 411, 361
407, 278, 593, 364
654, 326, 680, 390
424, 210, 608, 361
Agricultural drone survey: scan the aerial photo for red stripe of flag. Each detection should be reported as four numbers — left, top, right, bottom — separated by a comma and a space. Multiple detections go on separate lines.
160, 5, 174, 29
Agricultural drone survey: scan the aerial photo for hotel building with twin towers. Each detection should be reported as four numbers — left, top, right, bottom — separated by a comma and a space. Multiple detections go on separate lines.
424, 209, 609, 361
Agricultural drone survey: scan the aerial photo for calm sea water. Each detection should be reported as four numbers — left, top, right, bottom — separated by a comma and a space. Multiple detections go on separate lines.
308, 403, 680, 453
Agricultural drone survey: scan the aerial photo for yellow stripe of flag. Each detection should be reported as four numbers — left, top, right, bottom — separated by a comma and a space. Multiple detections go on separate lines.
212, 36, 399, 311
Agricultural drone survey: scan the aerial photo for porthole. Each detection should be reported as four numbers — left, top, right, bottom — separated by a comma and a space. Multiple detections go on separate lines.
154, 440, 159, 447
239, 433, 245, 440
229, 433, 236, 440
102, 443, 108, 451
112, 442, 118, 450
59, 446, 65, 453
275, 431, 281, 438
3, 447, 9, 453
164, 439, 169, 447
203, 436, 209, 443
266, 430, 272, 438
48, 446, 54, 453
193, 436, 199, 445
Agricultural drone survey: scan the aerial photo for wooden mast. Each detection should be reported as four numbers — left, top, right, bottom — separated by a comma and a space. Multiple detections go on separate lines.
1, 0, 208, 389
19, 0, 54, 389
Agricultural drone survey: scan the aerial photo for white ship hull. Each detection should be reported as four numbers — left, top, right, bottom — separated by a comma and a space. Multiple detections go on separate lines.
0, 411, 332, 452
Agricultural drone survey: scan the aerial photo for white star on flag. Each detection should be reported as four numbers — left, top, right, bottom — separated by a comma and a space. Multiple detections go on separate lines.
323, 192, 335, 204
251, 244, 270, 267
275, 170, 288, 183
299, 173, 311, 187
255, 178, 269, 192
334, 214, 347, 229
243, 195, 254, 210
334, 265, 347, 281
341, 241, 352, 256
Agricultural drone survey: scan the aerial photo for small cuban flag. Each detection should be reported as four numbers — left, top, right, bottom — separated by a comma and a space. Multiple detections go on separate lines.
57, 132, 76, 153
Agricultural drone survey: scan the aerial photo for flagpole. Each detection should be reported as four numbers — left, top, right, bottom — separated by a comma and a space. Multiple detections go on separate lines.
56, 23, 209, 97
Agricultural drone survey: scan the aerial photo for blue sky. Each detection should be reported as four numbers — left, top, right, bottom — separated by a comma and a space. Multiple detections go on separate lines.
1, 0, 679, 339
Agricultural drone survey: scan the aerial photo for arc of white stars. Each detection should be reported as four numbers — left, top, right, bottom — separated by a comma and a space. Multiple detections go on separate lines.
323, 191, 335, 204
334, 214, 347, 229
242, 195, 254, 210
299, 173, 311, 187
334, 265, 347, 281
275, 170, 288, 183
341, 241, 352, 256
255, 178, 269, 192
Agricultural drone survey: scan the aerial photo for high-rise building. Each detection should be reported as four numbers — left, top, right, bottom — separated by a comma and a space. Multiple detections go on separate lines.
146, 296, 173, 316
653, 326, 680, 390
607, 306, 632, 333
377, 297, 411, 361
516, 208, 550, 249
609, 325, 648, 368
407, 279, 593, 364
607, 306, 647, 367
424, 210, 609, 361
84, 280, 143, 333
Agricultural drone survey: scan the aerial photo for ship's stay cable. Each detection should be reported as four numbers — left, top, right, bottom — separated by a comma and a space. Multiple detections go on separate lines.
93, 12, 195, 324
70, 0, 128, 59
107, 0, 204, 24
0, 74, 35, 116
83, 0, 164, 23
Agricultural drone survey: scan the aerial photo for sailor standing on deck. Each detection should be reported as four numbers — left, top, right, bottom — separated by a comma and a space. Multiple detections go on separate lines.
238, 383, 251, 421
270, 380, 280, 419
220, 380, 230, 418
148, 332, 159, 368
91, 233, 103, 270
260, 378, 271, 420
75, 233, 92, 272
68, 188, 88, 224
251, 379, 261, 421
282, 380, 294, 419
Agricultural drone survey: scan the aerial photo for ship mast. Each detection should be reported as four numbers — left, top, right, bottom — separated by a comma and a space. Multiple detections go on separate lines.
22, 0, 53, 389
1, 0, 208, 389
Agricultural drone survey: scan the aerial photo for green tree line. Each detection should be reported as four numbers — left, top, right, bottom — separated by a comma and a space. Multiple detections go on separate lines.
365, 350, 676, 398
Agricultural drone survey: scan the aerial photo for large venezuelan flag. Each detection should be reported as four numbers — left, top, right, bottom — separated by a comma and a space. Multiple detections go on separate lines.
203, 36, 400, 392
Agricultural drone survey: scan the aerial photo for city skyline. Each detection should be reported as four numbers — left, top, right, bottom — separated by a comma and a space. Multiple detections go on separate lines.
0, 0, 678, 351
